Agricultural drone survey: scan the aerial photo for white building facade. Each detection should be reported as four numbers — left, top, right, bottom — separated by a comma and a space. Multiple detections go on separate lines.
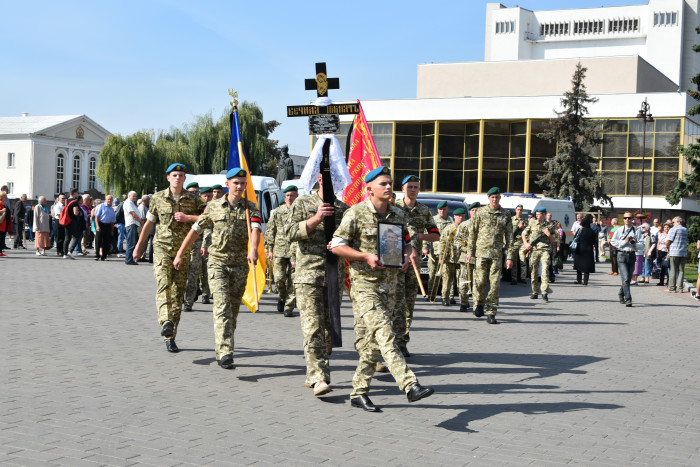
0, 114, 110, 200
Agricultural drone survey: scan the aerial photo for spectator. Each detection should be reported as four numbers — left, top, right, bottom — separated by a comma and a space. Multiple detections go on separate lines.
571, 213, 583, 235
52, 194, 66, 256
608, 218, 620, 275
656, 222, 670, 286
597, 218, 608, 259
1, 186, 10, 248
114, 197, 126, 258
33, 196, 51, 256
590, 215, 601, 262
123, 190, 144, 265
12, 194, 27, 249
665, 216, 688, 293
138, 195, 154, 262
611, 211, 642, 307
573, 215, 596, 285
694, 232, 700, 301
93, 195, 116, 261
650, 218, 661, 236
641, 222, 656, 285
80, 194, 93, 254
631, 223, 647, 286
27, 204, 34, 242
62, 188, 82, 259
0, 191, 11, 257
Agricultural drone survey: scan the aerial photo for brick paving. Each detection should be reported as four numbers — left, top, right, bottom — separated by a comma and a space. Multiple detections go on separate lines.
1, 245, 700, 466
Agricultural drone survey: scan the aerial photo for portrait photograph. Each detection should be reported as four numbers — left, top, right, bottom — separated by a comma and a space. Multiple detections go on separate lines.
378, 222, 404, 268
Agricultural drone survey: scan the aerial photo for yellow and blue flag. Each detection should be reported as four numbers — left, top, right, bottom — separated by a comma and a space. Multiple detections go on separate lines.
228, 108, 266, 313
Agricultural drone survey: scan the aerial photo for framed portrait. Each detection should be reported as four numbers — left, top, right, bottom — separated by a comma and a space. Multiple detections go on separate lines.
378, 221, 404, 268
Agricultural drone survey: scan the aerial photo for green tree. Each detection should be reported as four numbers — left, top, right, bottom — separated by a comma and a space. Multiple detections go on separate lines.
536, 63, 611, 211
237, 101, 280, 177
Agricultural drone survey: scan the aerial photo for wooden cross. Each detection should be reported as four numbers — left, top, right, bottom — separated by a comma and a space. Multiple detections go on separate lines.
305, 62, 339, 98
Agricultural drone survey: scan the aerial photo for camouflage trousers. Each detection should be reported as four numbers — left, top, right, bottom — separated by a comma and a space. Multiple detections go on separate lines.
295, 283, 334, 387
441, 262, 457, 301
183, 243, 203, 307
350, 286, 417, 398
200, 256, 210, 299
154, 252, 190, 342
208, 261, 247, 360
427, 255, 440, 298
392, 269, 419, 347
273, 257, 295, 312
473, 256, 504, 316
458, 262, 471, 306
511, 243, 527, 281
530, 249, 551, 295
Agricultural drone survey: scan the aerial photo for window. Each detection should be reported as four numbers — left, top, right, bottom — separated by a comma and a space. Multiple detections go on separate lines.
7, 152, 15, 168
496, 20, 515, 34
540, 21, 569, 37
72, 155, 81, 190
88, 157, 97, 190
56, 154, 65, 194
609, 18, 640, 33
654, 11, 678, 26
7, 182, 13, 195
573, 20, 604, 35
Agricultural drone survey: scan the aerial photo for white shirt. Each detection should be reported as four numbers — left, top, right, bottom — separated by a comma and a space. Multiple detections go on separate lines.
123, 199, 140, 227
611, 225, 643, 253
51, 202, 63, 219
571, 220, 582, 234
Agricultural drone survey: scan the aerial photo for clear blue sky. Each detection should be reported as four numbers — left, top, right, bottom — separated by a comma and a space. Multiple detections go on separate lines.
3, 0, 644, 158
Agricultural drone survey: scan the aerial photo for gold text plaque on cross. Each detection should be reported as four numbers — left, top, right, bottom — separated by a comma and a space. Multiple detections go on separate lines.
287, 103, 360, 117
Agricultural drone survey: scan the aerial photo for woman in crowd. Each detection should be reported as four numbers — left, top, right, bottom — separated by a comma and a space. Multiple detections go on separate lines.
641, 222, 656, 284
33, 196, 51, 256
631, 223, 647, 285
0, 191, 11, 257
79, 194, 92, 255
573, 215, 596, 285
656, 222, 671, 286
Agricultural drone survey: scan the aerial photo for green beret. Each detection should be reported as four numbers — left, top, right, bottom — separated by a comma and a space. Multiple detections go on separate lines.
212, 184, 223, 190
200, 186, 213, 194
185, 182, 199, 190
283, 185, 298, 193
437, 201, 448, 209
468, 202, 481, 210
453, 208, 466, 215
486, 187, 501, 196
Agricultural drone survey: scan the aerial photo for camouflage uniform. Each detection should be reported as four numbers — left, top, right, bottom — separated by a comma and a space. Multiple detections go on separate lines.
453, 220, 473, 306
523, 219, 554, 296
392, 199, 437, 347
265, 204, 295, 313
146, 188, 205, 341
427, 215, 452, 299
466, 205, 514, 316
438, 222, 460, 302
193, 197, 261, 360
200, 224, 212, 301
183, 231, 204, 307
285, 193, 348, 387
511, 216, 527, 281
331, 199, 418, 398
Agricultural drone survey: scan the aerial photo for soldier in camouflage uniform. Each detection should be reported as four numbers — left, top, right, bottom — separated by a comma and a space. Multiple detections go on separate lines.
522, 207, 556, 302
286, 174, 348, 397
134, 163, 206, 353
427, 201, 452, 301
174, 169, 262, 370
392, 175, 439, 357
183, 182, 203, 311
265, 185, 299, 318
331, 167, 433, 413
199, 187, 220, 305
439, 208, 465, 306
465, 187, 515, 325
511, 204, 528, 285
454, 202, 480, 312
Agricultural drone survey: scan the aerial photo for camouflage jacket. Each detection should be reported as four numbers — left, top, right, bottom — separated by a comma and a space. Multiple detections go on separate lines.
453, 220, 471, 263
439, 223, 460, 264
466, 205, 514, 260
264, 204, 292, 258
429, 215, 453, 257
512, 216, 527, 246
332, 199, 413, 294
395, 199, 438, 251
192, 196, 261, 267
285, 192, 348, 286
147, 187, 206, 257
522, 219, 554, 251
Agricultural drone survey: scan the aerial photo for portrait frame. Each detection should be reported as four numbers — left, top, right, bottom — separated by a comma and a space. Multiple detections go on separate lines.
378, 221, 404, 268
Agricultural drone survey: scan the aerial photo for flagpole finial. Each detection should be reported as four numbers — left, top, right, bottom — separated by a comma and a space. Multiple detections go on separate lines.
228, 89, 239, 108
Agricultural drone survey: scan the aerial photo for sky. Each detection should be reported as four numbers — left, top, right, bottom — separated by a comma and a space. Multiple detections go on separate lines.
3, 0, 645, 158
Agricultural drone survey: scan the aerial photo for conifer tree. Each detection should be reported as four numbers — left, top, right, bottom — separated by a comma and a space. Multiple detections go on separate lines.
536, 63, 611, 211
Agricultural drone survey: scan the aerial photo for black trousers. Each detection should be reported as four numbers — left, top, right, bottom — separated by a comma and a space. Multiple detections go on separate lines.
13, 221, 25, 247
95, 222, 113, 260
63, 224, 80, 255
55, 221, 65, 255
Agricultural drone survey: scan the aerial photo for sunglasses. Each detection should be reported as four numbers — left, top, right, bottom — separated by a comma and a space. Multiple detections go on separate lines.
623, 216, 633, 219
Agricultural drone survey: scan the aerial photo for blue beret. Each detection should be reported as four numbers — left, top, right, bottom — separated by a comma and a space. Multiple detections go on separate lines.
364, 166, 390, 183
468, 202, 481, 210
185, 182, 199, 190
515, 204, 524, 208
453, 208, 466, 215
226, 168, 247, 179
200, 186, 213, 194
166, 163, 186, 174
283, 185, 298, 193
401, 175, 419, 186
535, 207, 547, 212
437, 201, 448, 209
486, 186, 500, 196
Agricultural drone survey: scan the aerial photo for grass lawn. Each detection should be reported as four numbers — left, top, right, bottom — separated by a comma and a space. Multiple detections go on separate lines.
685, 263, 698, 283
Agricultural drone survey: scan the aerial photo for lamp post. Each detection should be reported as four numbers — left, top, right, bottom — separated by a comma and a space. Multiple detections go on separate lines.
636, 98, 654, 214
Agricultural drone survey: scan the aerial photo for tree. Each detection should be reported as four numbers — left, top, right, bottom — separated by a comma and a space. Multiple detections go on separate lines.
536, 63, 611, 211
237, 101, 280, 177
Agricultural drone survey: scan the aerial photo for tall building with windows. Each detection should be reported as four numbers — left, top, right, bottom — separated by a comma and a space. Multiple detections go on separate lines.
346, 0, 700, 216
0, 114, 109, 200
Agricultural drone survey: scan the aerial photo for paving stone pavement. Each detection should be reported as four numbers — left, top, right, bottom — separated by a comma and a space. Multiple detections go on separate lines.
1, 246, 700, 466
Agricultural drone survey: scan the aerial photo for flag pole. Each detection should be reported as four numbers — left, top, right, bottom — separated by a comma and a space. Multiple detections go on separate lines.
243, 188, 259, 311
411, 258, 427, 297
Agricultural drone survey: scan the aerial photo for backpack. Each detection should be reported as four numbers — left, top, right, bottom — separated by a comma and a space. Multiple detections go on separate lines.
59, 199, 77, 227
115, 204, 125, 224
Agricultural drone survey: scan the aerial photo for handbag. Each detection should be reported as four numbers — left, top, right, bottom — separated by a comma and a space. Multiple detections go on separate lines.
570, 229, 581, 252
0, 209, 5, 225
554, 256, 564, 270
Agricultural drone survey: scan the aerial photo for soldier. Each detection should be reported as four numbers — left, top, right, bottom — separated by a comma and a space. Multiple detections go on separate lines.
265, 185, 299, 318
522, 207, 556, 302
438, 208, 465, 306
546, 211, 560, 282
331, 166, 434, 413
286, 174, 348, 397
511, 204, 528, 285
393, 175, 439, 357
134, 163, 205, 353
183, 182, 203, 312
428, 201, 452, 301
211, 184, 224, 200
454, 202, 480, 313
173, 168, 262, 369
199, 186, 219, 305
465, 187, 514, 325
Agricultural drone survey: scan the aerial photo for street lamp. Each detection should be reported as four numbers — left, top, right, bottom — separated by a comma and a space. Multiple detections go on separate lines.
636, 98, 654, 213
